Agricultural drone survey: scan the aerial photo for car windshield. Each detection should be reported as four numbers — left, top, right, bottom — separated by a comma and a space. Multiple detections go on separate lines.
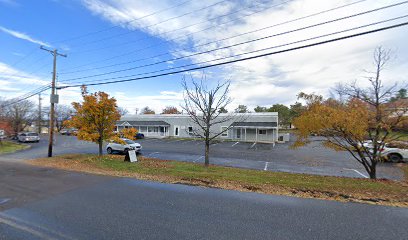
27, 133, 38, 136
124, 139, 135, 144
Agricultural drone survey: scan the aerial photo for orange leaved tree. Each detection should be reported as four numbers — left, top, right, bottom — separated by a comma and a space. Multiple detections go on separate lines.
120, 127, 138, 140
293, 48, 408, 179
66, 89, 121, 156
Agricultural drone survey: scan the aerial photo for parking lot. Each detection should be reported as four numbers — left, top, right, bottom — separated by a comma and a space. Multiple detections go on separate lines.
1, 135, 403, 180
137, 137, 403, 180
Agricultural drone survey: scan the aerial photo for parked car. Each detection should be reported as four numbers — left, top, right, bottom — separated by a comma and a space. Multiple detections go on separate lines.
17, 132, 40, 143
66, 128, 78, 136
60, 128, 69, 135
135, 133, 145, 139
106, 138, 142, 154
358, 140, 408, 163
382, 142, 408, 163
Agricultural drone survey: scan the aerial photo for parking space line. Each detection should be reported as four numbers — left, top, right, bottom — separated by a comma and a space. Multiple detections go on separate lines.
147, 152, 160, 157
343, 168, 368, 178
194, 156, 204, 163
231, 142, 239, 147
250, 142, 257, 149
264, 162, 269, 171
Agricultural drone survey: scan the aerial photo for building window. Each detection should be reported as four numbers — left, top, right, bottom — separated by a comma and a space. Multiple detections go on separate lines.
258, 129, 267, 135
221, 127, 228, 137
188, 126, 193, 135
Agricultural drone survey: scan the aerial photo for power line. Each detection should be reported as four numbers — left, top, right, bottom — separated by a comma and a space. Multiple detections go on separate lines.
57, 21, 408, 89
60, 0, 293, 72
69, 0, 295, 55
58, 2, 407, 83
51, 0, 194, 44
60, 0, 367, 75
1, 85, 51, 107
68, 0, 233, 48
61, 15, 408, 86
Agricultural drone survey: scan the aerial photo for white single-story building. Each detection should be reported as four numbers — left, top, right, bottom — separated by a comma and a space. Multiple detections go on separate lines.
116, 112, 282, 143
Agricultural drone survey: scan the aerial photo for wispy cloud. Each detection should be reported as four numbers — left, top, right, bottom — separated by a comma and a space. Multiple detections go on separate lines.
0, 26, 51, 47
0, 0, 19, 7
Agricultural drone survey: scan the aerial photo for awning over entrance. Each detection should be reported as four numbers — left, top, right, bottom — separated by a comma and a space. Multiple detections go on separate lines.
117, 121, 170, 126
231, 122, 277, 128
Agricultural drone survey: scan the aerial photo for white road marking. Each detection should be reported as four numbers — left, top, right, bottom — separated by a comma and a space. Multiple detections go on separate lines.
264, 162, 270, 171
0, 216, 56, 240
231, 142, 239, 147
250, 142, 257, 149
212, 143, 219, 146
343, 168, 369, 178
0, 213, 77, 240
194, 156, 204, 163
147, 152, 160, 157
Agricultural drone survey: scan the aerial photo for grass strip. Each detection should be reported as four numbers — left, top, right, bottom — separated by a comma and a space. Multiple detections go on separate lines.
29, 154, 408, 207
0, 141, 29, 154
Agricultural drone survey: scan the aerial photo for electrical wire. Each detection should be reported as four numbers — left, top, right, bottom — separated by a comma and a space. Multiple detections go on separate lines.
60, 0, 292, 73
60, 0, 367, 75
57, 21, 408, 89
58, 2, 407, 83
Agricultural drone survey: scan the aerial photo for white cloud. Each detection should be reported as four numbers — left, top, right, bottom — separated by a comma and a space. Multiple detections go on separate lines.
81, 0, 408, 110
0, 62, 50, 99
0, 26, 51, 47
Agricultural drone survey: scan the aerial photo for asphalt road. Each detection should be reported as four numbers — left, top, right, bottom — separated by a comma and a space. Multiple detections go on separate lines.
0, 161, 407, 240
2, 134, 403, 180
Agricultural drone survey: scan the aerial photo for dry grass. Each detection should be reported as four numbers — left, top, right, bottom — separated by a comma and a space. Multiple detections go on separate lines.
29, 154, 408, 207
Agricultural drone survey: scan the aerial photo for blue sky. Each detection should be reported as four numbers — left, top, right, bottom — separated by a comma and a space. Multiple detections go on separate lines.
0, 0, 407, 113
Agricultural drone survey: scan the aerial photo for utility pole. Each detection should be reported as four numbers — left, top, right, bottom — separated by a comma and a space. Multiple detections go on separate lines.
40, 46, 67, 157
38, 93, 42, 134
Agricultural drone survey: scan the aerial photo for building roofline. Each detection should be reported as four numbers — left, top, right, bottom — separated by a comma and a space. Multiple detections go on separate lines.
122, 112, 278, 120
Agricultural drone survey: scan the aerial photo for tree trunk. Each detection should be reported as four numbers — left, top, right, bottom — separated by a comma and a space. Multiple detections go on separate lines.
369, 161, 377, 179
98, 140, 103, 156
204, 140, 210, 167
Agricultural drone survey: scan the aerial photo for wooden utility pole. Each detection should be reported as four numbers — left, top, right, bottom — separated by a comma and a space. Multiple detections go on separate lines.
40, 46, 67, 157
38, 93, 42, 134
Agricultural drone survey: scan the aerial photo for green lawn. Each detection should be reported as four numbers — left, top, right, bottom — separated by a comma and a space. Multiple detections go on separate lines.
0, 141, 28, 154
30, 154, 408, 207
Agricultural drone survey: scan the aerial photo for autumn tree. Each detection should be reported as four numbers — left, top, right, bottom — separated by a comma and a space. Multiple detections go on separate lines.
120, 127, 138, 140
140, 106, 155, 114
182, 77, 238, 167
293, 47, 408, 179
161, 106, 180, 114
66, 89, 121, 156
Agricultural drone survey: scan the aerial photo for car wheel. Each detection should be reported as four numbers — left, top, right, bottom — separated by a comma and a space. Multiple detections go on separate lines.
387, 153, 402, 163
107, 147, 113, 154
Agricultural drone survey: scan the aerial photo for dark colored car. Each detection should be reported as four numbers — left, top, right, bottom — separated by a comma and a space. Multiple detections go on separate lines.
135, 133, 145, 139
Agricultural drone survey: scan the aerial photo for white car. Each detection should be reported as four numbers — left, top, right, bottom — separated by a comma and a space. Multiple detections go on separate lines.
381, 143, 408, 163
17, 132, 40, 143
358, 140, 408, 163
106, 138, 142, 154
